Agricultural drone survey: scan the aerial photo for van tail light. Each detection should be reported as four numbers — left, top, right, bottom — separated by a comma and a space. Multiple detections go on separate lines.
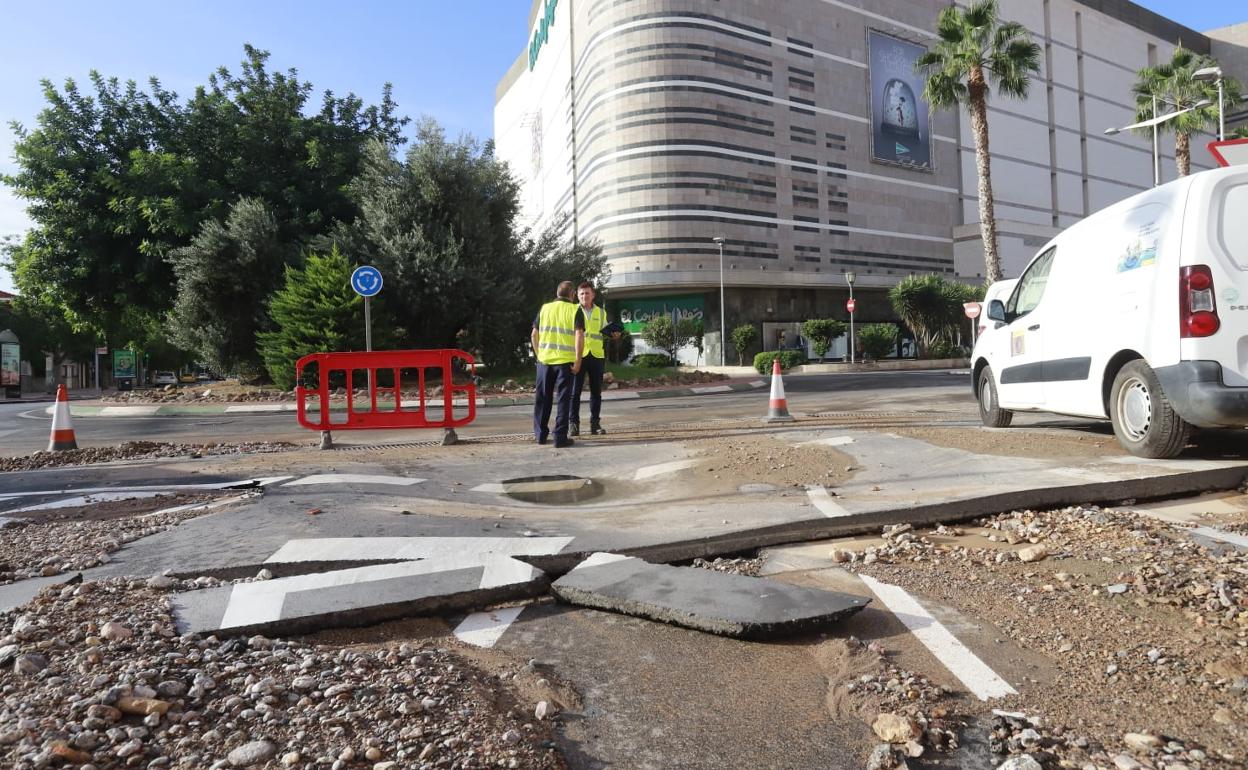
1179, 265, 1220, 338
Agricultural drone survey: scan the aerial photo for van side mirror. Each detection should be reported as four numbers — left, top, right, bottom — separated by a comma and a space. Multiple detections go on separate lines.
987, 299, 1006, 322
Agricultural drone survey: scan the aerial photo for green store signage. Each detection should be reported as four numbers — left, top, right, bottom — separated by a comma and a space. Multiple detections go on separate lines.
528, 0, 559, 71
616, 295, 705, 333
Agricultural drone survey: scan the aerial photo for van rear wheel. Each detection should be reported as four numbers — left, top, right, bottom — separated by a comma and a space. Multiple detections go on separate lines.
977, 366, 1013, 428
1109, 360, 1191, 458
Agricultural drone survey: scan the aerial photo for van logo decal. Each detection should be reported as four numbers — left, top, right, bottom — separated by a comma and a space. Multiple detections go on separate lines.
1116, 220, 1160, 273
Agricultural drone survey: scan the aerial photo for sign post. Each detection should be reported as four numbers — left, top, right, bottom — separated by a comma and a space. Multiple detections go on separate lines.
94, 345, 108, 393
350, 266, 384, 352
347, 266, 385, 446
846, 297, 856, 364
964, 302, 982, 347
113, 349, 136, 391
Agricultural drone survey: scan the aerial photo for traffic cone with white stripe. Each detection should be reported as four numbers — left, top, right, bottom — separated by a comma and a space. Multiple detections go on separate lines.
763, 358, 795, 423
48, 384, 78, 451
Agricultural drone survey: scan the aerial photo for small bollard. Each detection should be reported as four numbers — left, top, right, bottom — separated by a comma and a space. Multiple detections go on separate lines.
441, 428, 459, 446
319, 430, 333, 450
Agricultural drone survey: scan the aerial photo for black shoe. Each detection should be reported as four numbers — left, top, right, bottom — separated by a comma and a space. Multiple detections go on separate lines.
569, 422, 580, 437
591, 422, 605, 435
536, 434, 548, 445
554, 438, 575, 448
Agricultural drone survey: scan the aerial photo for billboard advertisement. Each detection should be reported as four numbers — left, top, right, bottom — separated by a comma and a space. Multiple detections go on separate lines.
113, 349, 136, 379
0, 343, 18, 387
616, 295, 705, 333
868, 30, 932, 171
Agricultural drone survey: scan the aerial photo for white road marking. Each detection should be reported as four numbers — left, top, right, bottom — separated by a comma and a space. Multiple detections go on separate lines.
691, 385, 733, 394
1048, 466, 1115, 482
140, 493, 255, 519
1187, 525, 1248, 550
7, 491, 166, 513
797, 435, 854, 447
453, 606, 527, 648
0, 479, 287, 499
806, 485, 851, 518
471, 478, 592, 494
218, 555, 533, 630
571, 552, 632, 571
263, 536, 575, 564
99, 406, 162, 416
253, 476, 295, 487
859, 574, 1017, 701
750, 379, 767, 387
633, 459, 699, 481
282, 474, 425, 487
224, 404, 289, 413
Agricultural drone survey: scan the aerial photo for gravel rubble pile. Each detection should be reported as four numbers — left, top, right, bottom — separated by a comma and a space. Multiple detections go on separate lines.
825, 635, 965, 770
0, 579, 567, 769
690, 556, 764, 577
0, 442, 297, 471
840, 505, 1248, 769
0, 498, 233, 585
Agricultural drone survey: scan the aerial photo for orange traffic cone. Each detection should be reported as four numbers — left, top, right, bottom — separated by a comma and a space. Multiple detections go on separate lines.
763, 358, 795, 423
48, 384, 78, 451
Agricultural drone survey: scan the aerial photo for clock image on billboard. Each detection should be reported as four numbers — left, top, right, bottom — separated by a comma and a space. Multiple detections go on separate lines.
880, 79, 920, 139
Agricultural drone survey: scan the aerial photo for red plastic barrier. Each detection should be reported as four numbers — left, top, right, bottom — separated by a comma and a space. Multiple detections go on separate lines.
295, 349, 477, 432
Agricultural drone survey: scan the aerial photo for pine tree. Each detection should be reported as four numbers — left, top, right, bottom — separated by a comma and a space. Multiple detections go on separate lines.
258, 247, 366, 389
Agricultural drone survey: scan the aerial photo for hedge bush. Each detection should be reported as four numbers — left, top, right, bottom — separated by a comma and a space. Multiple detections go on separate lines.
631, 353, 675, 368
857, 323, 899, 361
753, 349, 805, 374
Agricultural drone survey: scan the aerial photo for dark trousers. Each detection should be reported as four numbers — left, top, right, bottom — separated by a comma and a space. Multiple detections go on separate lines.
572, 354, 604, 425
534, 361, 575, 441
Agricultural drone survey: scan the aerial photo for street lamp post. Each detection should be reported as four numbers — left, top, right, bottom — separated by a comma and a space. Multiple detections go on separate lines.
1194, 66, 1225, 141
1104, 98, 1213, 186
713, 236, 726, 366
845, 271, 856, 365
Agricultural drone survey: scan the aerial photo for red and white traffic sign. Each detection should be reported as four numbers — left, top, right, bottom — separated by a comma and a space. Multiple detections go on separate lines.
963, 302, 981, 319
1208, 138, 1248, 167
846, 298, 856, 313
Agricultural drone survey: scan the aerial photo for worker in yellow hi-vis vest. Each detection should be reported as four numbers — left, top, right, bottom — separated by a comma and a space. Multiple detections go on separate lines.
570, 281, 620, 436
531, 281, 585, 448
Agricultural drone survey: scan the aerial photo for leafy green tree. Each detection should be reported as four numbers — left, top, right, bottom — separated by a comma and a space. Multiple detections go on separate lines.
1132, 46, 1243, 177
333, 129, 607, 369
857, 324, 900, 361
3, 45, 406, 363
641, 316, 691, 365
916, 0, 1040, 283
0, 291, 95, 385
731, 324, 757, 366
801, 318, 847, 359
1231, 126, 1248, 140
258, 247, 367, 389
889, 275, 977, 357
168, 198, 293, 378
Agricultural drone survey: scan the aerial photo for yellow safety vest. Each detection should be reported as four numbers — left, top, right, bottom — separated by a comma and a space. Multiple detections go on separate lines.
581, 304, 606, 358
537, 300, 580, 365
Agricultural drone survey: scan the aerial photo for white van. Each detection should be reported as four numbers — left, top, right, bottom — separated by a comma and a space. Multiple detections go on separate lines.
972, 165, 1248, 458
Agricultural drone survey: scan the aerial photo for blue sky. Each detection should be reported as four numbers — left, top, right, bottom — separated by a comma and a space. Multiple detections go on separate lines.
1, 0, 1244, 294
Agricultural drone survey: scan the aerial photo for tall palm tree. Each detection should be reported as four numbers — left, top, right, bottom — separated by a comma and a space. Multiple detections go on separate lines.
916, 0, 1040, 284
1132, 46, 1243, 177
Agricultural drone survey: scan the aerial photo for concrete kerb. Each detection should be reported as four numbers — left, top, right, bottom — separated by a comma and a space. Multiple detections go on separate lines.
49, 379, 769, 418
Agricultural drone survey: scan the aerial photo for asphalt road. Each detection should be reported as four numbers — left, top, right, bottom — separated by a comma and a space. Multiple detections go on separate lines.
0, 370, 974, 455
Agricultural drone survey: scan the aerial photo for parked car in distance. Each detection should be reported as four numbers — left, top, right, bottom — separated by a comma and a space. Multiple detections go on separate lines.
179, 373, 197, 383
153, 371, 178, 386
972, 165, 1248, 458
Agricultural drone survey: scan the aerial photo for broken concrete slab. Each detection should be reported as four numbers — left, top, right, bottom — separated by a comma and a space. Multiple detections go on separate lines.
550, 553, 869, 639
172, 554, 549, 637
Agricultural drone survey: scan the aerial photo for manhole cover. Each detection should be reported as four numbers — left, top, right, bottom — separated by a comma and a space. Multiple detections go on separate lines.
499, 474, 603, 504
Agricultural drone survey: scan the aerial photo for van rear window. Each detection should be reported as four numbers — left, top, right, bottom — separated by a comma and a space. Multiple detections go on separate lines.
1222, 184, 1248, 268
